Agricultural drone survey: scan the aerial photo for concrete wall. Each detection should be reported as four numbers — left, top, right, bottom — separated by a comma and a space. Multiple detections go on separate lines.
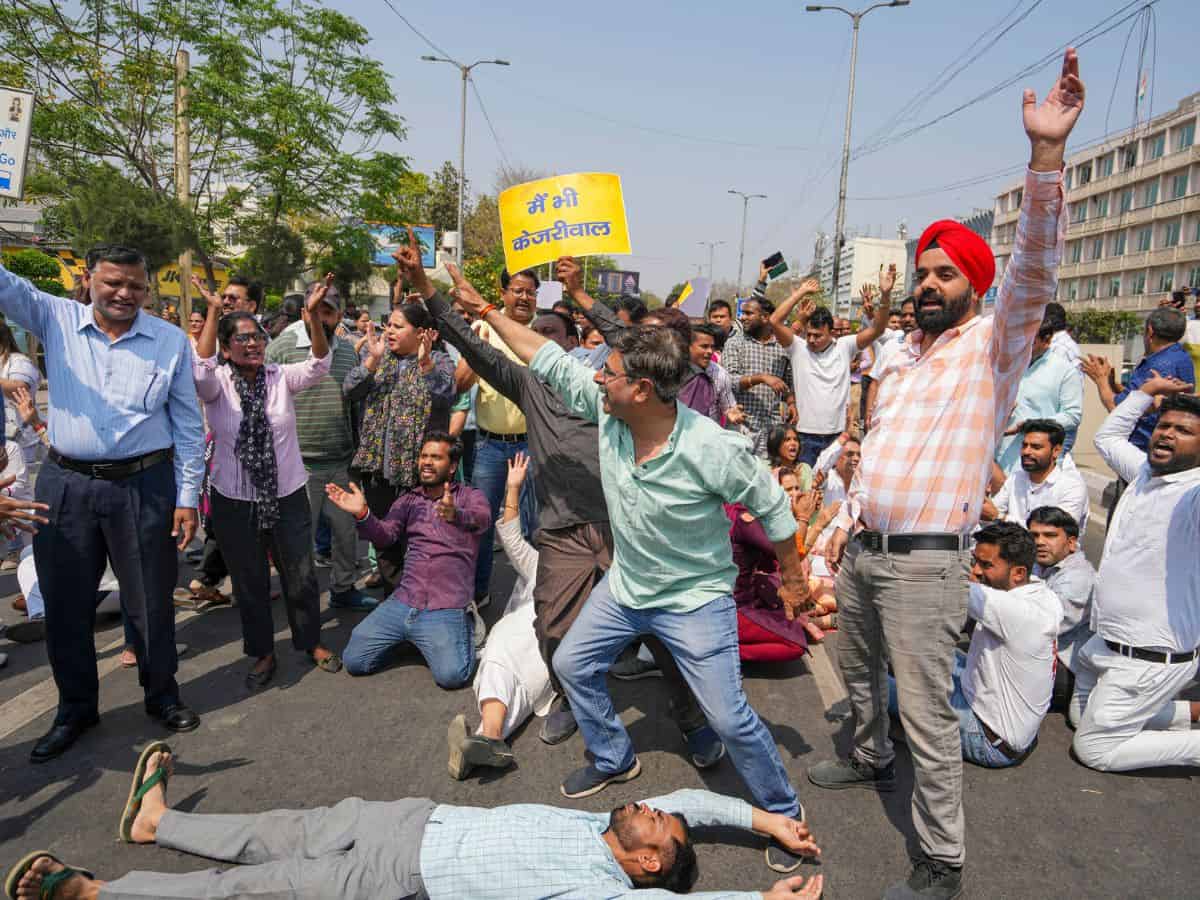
1073, 342, 1122, 475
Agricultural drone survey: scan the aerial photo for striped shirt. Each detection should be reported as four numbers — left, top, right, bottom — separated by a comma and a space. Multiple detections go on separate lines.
722, 331, 792, 456
838, 168, 1065, 535
0, 263, 204, 506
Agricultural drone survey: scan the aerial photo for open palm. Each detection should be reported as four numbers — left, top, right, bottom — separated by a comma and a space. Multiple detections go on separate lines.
1023, 47, 1084, 144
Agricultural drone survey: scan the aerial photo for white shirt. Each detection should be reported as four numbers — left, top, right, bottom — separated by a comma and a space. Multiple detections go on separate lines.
963, 580, 1060, 750
1049, 329, 1082, 371
992, 456, 1089, 533
786, 333, 857, 434
813, 439, 850, 508
1093, 390, 1200, 652
868, 330, 906, 380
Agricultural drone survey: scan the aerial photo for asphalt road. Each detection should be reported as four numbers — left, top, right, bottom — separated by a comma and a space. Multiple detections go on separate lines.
0, 508, 1197, 899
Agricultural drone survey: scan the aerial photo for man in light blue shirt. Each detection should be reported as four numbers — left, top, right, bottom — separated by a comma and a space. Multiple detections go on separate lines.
0, 245, 205, 763
995, 324, 1083, 471
447, 265, 815, 875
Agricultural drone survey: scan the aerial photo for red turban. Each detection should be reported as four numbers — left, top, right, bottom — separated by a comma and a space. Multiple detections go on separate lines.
915, 220, 996, 299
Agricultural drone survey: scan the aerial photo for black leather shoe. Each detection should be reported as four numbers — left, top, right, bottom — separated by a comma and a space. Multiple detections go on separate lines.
245, 657, 277, 692
146, 702, 201, 733
30, 715, 100, 764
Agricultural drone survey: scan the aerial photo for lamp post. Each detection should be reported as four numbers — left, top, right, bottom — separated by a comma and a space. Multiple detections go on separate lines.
728, 190, 767, 292
420, 55, 511, 266
698, 240, 725, 284
805, 1, 908, 315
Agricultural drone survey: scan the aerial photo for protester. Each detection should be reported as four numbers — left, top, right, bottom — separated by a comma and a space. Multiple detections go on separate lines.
448, 281, 815, 875
685, 323, 745, 425
344, 299, 455, 591
983, 419, 1089, 532
331, 433, 488, 688
0, 318, 43, 467
192, 277, 342, 689
1069, 375, 1200, 772
724, 297, 794, 457
766, 425, 811, 485
811, 432, 859, 509
889, 522, 1058, 768
810, 51, 1081, 898
0, 243, 206, 761
995, 323, 1082, 471
706, 298, 737, 345
770, 274, 890, 466
865, 296, 918, 426
1026, 505, 1095, 691
186, 309, 205, 352
265, 280, 375, 611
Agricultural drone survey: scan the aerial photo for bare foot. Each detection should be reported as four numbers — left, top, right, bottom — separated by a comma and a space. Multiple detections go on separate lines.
17, 856, 101, 900
129, 750, 173, 843
310, 646, 334, 664
119, 646, 137, 668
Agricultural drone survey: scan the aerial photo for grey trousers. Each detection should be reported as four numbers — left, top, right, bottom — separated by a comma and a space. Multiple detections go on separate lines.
835, 539, 971, 867
99, 798, 434, 900
306, 461, 359, 595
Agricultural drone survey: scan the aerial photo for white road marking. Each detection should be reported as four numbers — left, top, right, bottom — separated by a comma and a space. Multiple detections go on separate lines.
805, 641, 848, 712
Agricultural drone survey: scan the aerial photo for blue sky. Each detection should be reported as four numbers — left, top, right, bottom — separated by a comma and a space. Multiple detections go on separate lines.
341, 0, 1198, 295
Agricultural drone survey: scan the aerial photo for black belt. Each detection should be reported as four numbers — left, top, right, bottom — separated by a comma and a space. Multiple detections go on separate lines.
1104, 640, 1200, 665
856, 531, 969, 554
49, 447, 173, 481
478, 428, 527, 443
978, 716, 1034, 762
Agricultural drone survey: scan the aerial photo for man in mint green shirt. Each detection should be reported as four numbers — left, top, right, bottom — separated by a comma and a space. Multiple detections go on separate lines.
448, 263, 815, 875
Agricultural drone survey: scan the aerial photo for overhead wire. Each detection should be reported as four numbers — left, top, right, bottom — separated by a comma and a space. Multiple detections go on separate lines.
469, 78, 515, 182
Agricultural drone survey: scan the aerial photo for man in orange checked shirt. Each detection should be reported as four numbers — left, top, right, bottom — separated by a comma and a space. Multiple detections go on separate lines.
806, 49, 1084, 900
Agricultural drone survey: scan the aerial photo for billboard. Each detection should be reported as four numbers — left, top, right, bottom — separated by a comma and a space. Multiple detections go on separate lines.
0, 86, 35, 200
368, 223, 436, 269
594, 269, 640, 296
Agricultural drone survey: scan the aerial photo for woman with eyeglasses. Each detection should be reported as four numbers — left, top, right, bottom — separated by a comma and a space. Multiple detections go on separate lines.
192, 277, 342, 690
344, 299, 455, 591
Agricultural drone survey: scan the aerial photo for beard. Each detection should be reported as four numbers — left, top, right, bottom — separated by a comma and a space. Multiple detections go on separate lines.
1020, 454, 1049, 473
608, 806, 641, 850
915, 284, 973, 334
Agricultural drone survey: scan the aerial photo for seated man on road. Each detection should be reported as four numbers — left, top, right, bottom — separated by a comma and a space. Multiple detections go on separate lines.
7, 746, 825, 900
1026, 506, 1095, 685
447, 453, 555, 781
1070, 376, 1200, 772
982, 418, 1089, 532
890, 522, 1059, 768
329, 433, 490, 689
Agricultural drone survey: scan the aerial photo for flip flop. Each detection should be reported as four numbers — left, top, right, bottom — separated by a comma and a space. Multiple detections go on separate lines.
118, 741, 172, 843
4, 851, 94, 900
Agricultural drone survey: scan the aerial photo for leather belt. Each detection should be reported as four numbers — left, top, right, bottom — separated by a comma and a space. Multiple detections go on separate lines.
856, 531, 969, 554
478, 428, 527, 443
49, 447, 173, 481
1104, 640, 1200, 665
977, 715, 1033, 762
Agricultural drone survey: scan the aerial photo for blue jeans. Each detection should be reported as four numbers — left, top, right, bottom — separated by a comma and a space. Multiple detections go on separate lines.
472, 435, 538, 596
889, 651, 1019, 769
554, 575, 800, 816
343, 598, 476, 689
797, 431, 839, 468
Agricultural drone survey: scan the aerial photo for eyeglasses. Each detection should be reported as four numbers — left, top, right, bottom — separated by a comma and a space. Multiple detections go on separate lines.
230, 332, 267, 346
599, 363, 636, 384
507, 288, 538, 299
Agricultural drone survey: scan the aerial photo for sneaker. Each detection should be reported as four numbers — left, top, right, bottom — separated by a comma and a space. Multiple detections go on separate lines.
684, 725, 726, 770
539, 697, 578, 745
763, 806, 811, 873
314, 553, 332, 569
883, 855, 964, 900
610, 656, 662, 681
448, 714, 516, 780
560, 757, 642, 799
330, 588, 379, 611
807, 756, 896, 791
468, 601, 486, 650
0, 551, 19, 571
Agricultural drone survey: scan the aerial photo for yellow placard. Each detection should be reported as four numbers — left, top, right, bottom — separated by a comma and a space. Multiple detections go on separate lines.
498, 172, 631, 273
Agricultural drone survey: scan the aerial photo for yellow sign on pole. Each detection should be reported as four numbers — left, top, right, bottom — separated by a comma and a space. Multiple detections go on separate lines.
498, 172, 631, 273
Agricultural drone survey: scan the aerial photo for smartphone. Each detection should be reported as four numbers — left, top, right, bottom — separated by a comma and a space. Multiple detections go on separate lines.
762, 251, 788, 280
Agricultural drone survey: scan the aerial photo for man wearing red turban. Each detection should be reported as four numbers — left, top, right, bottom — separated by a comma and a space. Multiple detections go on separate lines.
807, 49, 1084, 900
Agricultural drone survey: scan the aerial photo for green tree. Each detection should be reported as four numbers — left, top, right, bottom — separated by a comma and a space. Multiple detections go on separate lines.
237, 222, 306, 294
425, 162, 465, 238
1, 249, 67, 296
1067, 309, 1141, 344
307, 221, 377, 300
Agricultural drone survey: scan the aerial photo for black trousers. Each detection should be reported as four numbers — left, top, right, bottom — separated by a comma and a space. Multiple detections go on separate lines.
209, 487, 321, 659
34, 457, 180, 724
356, 475, 406, 592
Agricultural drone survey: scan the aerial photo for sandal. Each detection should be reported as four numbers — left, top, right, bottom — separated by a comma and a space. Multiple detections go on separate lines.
118, 741, 172, 842
119, 647, 137, 668
4, 851, 95, 900
310, 652, 343, 674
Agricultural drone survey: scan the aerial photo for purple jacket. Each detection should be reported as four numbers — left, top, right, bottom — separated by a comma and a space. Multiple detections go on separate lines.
358, 482, 491, 610
726, 503, 809, 649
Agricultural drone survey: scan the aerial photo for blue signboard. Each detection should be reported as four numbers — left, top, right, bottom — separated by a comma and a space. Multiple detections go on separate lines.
369, 223, 436, 269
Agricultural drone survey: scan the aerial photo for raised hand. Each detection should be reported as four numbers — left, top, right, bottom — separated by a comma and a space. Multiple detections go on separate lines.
436, 483, 456, 523
325, 481, 368, 519
445, 262, 489, 317
391, 226, 431, 296
1140, 369, 1195, 397
859, 283, 875, 320
306, 272, 335, 316
12, 385, 38, 426
879, 262, 897, 297
1080, 354, 1113, 385
1024, 47, 1085, 168
790, 278, 821, 304
791, 488, 820, 524
189, 274, 220, 309
555, 256, 584, 295
506, 451, 530, 491
416, 327, 438, 371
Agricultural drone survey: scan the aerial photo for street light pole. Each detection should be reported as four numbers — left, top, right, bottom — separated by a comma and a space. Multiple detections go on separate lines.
421, 55, 511, 267
728, 190, 767, 292
806, 1, 908, 315
698, 240, 725, 284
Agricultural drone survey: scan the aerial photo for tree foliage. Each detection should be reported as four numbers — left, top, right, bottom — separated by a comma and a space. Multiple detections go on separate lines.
1067, 309, 1142, 344
307, 221, 377, 300
237, 222, 306, 294
1, 248, 67, 296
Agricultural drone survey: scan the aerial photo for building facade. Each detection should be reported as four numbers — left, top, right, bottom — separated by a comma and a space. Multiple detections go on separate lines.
817, 236, 909, 318
991, 90, 1200, 315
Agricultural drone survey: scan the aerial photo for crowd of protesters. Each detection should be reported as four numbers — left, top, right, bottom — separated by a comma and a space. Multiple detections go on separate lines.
1, 48, 1198, 900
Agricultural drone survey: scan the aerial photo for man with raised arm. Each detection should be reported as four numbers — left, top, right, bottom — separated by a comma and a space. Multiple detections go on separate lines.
446, 263, 816, 875
808, 50, 1083, 900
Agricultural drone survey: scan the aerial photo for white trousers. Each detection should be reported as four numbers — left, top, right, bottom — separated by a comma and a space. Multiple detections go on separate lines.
1070, 634, 1200, 772
18, 545, 121, 620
